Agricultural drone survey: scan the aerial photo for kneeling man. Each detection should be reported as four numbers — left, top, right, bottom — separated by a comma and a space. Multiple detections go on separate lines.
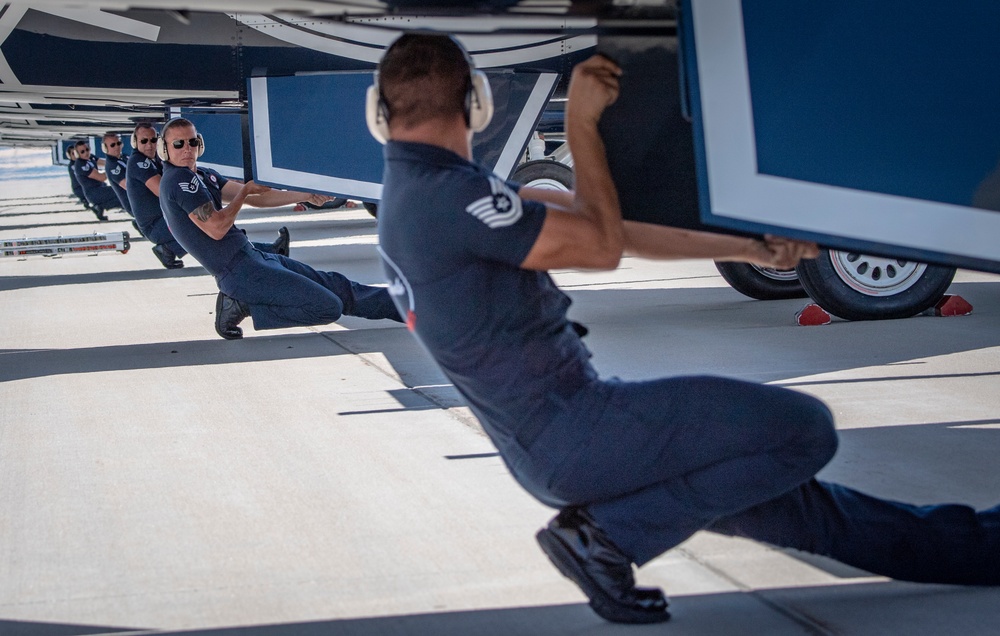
158, 118, 402, 339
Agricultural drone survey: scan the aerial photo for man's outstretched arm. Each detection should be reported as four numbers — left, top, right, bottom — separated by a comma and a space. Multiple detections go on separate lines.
623, 222, 819, 269
517, 187, 818, 269
221, 180, 333, 209
189, 180, 271, 240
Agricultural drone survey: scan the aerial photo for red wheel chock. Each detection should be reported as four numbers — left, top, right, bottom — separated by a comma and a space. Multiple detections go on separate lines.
795, 303, 833, 326
923, 294, 973, 317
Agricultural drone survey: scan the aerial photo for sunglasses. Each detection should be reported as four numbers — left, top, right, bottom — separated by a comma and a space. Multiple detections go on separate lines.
171, 138, 203, 150
78, 148, 90, 153
107, 141, 122, 148
138, 136, 158, 145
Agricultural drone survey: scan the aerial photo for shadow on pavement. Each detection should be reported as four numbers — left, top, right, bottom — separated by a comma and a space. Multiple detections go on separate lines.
0, 620, 140, 636
4, 581, 1000, 635
0, 266, 206, 292
0, 333, 353, 383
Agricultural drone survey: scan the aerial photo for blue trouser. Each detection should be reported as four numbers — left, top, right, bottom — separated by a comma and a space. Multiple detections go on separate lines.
68, 168, 87, 204
140, 216, 187, 258
110, 184, 133, 216
503, 374, 1000, 585
218, 248, 402, 330
81, 184, 120, 211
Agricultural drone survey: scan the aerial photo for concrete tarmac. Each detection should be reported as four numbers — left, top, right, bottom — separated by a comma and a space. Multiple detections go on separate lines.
2, 179, 1000, 635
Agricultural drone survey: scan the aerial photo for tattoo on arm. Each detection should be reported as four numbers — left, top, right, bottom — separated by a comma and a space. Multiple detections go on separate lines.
192, 202, 216, 222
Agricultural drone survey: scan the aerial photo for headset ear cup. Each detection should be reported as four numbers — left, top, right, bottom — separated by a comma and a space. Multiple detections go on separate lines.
365, 84, 389, 144
468, 71, 494, 133
197, 134, 206, 157
101, 142, 109, 153
156, 137, 169, 161
131, 132, 138, 149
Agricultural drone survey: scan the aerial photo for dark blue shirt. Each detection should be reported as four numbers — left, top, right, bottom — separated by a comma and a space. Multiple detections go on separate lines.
74, 156, 106, 194
378, 141, 593, 443
126, 153, 164, 234
159, 161, 250, 276
104, 154, 132, 214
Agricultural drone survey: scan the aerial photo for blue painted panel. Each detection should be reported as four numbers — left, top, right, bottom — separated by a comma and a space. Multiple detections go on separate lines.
250, 71, 556, 201
91, 137, 106, 160
180, 109, 244, 177
743, 1, 1000, 210
265, 73, 384, 186
683, 0, 1000, 272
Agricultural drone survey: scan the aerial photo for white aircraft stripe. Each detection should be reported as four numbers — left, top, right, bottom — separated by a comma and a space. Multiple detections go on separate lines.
32, 6, 161, 41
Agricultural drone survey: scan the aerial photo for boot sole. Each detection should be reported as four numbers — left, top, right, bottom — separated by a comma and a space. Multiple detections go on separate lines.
536, 528, 670, 624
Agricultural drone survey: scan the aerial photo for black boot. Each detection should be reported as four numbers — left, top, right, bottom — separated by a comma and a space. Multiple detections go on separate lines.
272, 226, 290, 257
152, 244, 184, 269
215, 292, 250, 340
536, 508, 669, 624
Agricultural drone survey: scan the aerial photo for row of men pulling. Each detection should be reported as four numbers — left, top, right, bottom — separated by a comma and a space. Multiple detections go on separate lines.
65, 123, 403, 338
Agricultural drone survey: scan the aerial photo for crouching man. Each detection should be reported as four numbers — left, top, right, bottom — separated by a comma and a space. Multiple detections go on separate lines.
374, 33, 1000, 625
158, 118, 402, 339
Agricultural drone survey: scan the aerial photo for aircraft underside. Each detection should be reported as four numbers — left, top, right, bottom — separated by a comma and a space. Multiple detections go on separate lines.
2, 0, 998, 321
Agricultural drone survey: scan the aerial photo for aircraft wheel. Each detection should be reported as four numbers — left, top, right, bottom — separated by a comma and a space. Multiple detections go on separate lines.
796, 249, 956, 320
714, 261, 807, 300
512, 159, 574, 191
363, 202, 378, 218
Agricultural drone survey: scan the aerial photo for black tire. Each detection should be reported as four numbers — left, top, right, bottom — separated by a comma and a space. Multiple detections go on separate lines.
363, 202, 378, 218
511, 159, 574, 191
714, 261, 808, 300
796, 249, 956, 321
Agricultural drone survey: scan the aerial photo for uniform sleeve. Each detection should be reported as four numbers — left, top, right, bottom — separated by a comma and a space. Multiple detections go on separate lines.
168, 171, 215, 216
458, 172, 546, 268
132, 157, 159, 184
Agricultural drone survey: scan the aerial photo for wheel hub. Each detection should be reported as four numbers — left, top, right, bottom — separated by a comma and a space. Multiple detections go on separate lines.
751, 265, 798, 282
829, 251, 927, 296
526, 177, 569, 191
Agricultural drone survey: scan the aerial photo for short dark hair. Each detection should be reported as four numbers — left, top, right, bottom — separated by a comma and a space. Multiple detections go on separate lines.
74, 140, 88, 149
377, 33, 472, 130
133, 122, 157, 136
161, 117, 195, 139
103, 131, 119, 140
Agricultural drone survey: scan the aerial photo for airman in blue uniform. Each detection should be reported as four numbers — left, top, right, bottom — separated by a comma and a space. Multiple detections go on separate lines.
127, 123, 289, 270
375, 34, 1000, 626
158, 118, 401, 339
101, 132, 132, 217
73, 140, 120, 220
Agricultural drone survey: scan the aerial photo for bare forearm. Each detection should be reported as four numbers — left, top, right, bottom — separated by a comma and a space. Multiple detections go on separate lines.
624, 221, 819, 269
192, 191, 248, 239
245, 189, 307, 208
623, 221, 757, 261
567, 119, 623, 264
